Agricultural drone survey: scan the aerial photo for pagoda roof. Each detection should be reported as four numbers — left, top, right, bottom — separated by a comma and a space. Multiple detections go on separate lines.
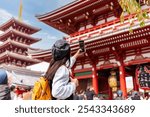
0, 64, 43, 77
0, 29, 41, 44
36, 0, 120, 34
0, 18, 41, 34
28, 48, 51, 56
28, 48, 51, 62
0, 64, 43, 86
0, 39, 32, 50
0, 51, 41, 65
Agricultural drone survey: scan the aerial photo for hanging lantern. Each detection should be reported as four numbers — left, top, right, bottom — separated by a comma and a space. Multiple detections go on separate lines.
108, 70, 118, 92
136, 65, 150, 90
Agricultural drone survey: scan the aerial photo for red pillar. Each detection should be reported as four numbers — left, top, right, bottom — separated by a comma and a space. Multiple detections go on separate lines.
108, 87, 113, 100
92, 64, 99, 94
133, 76, 139, 91
119, 64, 127, 98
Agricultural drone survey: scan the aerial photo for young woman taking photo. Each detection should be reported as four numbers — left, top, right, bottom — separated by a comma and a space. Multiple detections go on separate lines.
45, 39, 81, 100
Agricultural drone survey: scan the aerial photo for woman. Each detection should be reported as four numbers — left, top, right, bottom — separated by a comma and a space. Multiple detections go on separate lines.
45, 39, 80, 100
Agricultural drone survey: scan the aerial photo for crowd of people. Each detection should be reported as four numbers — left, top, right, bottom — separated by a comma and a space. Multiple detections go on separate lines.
112, 90, 150, 100
73, 88, 96, 100
73, 88, 150, 100
11, 85, 32, 100
0, 68, 32, 100
0, 69, 150, 100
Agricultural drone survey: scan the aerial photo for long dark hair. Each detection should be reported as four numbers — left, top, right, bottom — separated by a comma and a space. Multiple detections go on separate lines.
45, 49, 70, 80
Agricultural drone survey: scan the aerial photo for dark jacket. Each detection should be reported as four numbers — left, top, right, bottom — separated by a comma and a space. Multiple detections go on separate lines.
85, 90, 95, 100
0, 85, 11, 100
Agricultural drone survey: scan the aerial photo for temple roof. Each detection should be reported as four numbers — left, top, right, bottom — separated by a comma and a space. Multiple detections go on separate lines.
0, 29, 41, 44
28, 48, 51, 55
28, 48, 51, 62
0, 64, 43, 77
0, 51, 41, 65
0, 64, 43, 86
0, 18, 41, 34
36, 0, 121, 34
36, 0, 85, 18
35, 0, 150, 67
0, 39, 32, 50
28, 21, 150, 63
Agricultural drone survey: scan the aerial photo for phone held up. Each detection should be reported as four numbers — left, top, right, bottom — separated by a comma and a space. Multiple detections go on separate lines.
79, 40, 85, 52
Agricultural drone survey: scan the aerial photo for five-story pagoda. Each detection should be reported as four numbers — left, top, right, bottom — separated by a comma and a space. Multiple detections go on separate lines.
0, 18, 42, 86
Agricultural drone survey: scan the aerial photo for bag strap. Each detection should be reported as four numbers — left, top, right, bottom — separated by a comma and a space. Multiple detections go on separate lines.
40, 78, 49, 97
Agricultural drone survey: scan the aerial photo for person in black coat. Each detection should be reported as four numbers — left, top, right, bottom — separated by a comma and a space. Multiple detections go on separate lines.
85, 88, 95, 100
0, 69, 11, 100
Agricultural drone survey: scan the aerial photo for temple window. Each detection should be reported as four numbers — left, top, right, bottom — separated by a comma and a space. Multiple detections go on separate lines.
17, 60, 22, 66
97, 19, 105, 25
6, 47, 9, 51
20, 38, 23, 43
9, 26, 13, 30
23, 51, 26, 55
20, 27, 22, 32
23, 29, 25, 33
8, 61, 11, 64
28, 40, 31, 44
13, 23, 16, 27
14, 48, 17, 53
7, 37, 11, 40
79, 26, 85, 31
23, 62, 26, 67
4, 59, 7, 63
3, 39, 7, 42
18, 49, 22, 54
12, 59, 16, 65
86, 24, 93, 29
16, 37, 19, 42
24, 28, 27, 33
23, 40, 26, 44
17, 26, 20, 31
20, 27, 24, 33
107, 16, 116, 22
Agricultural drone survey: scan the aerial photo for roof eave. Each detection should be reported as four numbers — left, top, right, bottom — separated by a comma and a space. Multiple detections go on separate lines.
35, 0, 81, 20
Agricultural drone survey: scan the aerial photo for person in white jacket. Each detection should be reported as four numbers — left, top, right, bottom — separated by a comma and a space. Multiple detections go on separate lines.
45, 39, 81, 100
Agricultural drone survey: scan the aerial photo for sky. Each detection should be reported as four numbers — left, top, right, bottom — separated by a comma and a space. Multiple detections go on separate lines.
0, 0, 74, 72
0, 0, 75, 49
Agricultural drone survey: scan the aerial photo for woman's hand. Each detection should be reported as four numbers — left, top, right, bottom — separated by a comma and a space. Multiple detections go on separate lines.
70, 78, 79, 87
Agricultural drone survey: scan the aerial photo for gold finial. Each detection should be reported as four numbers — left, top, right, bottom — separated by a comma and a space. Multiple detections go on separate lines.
18, 0, 23, 21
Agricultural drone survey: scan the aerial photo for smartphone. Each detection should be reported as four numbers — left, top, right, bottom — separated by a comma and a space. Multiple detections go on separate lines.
79, 40, 85, 52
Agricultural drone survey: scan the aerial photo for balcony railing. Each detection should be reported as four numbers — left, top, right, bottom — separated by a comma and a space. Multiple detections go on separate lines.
65, 8, 150, 44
